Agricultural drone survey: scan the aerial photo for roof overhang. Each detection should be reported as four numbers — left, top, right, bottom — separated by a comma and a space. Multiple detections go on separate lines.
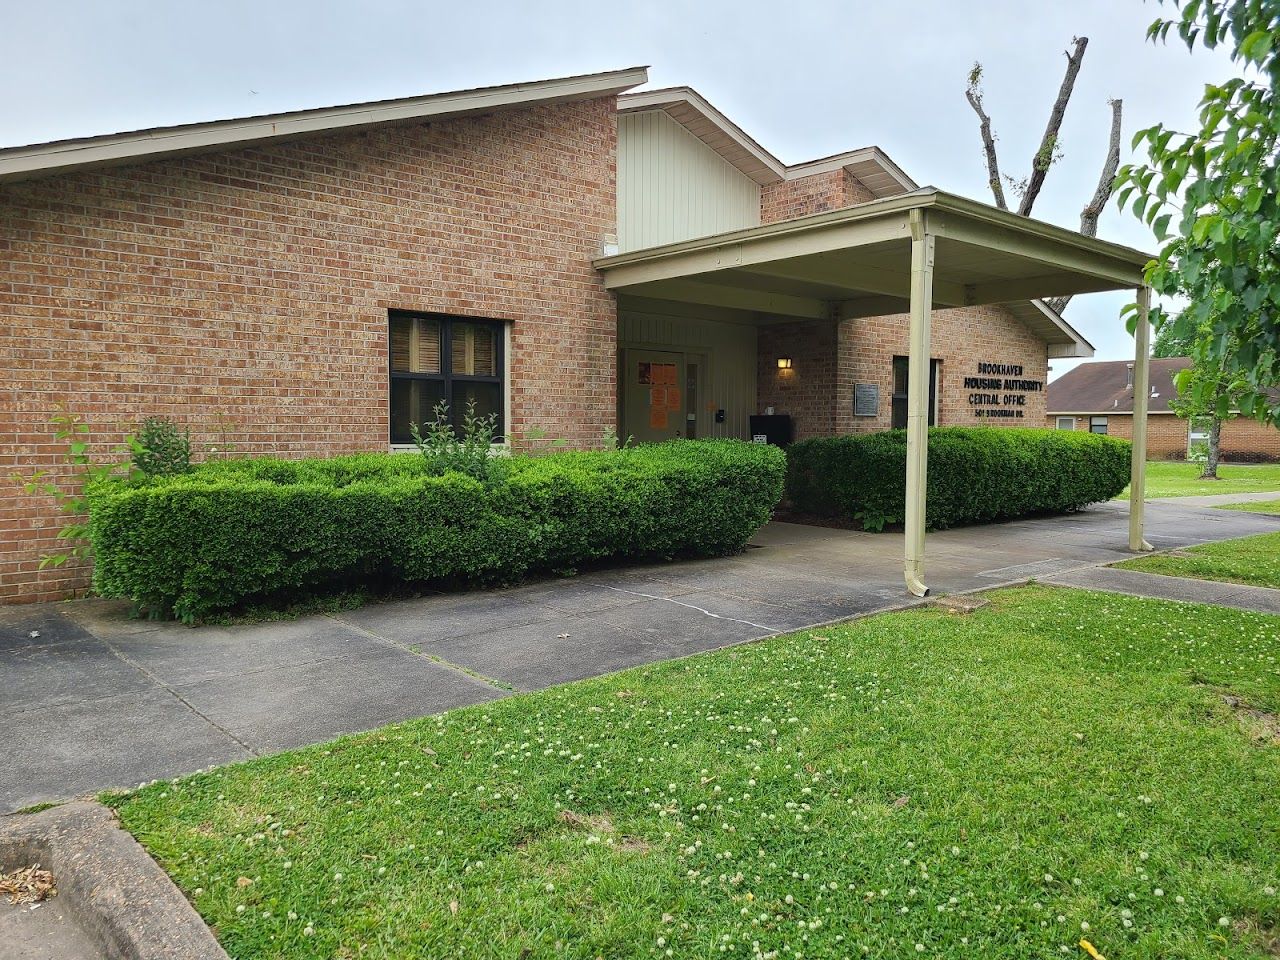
0, 66, 650, 185
616, 87, 916, 197
596, 188, 1150, 357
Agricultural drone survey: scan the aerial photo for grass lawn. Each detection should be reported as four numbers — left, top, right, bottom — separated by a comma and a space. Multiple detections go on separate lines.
105, 586, 1280, 960
1116, 531, 1280, 591
1218, 499, 1280, 515
1118, 461, 1280, 499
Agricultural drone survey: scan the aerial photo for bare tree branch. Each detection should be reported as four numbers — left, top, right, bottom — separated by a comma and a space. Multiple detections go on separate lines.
1078, 98, 1123, 239
964, 64, 1008, 210
1018, 36, 1089, 217
1046, 97, 1123, 314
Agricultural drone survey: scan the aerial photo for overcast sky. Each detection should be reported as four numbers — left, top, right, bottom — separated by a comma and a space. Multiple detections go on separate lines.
2, 1, 1235, 378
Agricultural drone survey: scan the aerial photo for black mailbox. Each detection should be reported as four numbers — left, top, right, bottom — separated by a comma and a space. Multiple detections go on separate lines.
749, 414, 793, 448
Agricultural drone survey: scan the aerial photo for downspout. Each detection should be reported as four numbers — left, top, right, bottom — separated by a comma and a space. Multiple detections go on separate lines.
904, 209, 935, 597
1128, 284, 1154, 552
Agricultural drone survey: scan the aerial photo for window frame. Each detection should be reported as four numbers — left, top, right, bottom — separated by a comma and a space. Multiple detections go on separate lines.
1089, 416, 1109, 435
1056, 416, 1076, 431
890, 355, 940, 430
388, 310, 505, 444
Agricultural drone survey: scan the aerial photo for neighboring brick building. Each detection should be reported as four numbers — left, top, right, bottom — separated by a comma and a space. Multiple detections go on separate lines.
2, 69, 1108, 603
1046, 357, 1280, 461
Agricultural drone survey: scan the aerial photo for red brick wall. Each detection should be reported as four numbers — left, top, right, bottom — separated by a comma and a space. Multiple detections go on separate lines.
756, 320, 838, 439
837, 305, 1049, 432
755, 305, 1050, 437
760, 169, 875, 223
1049, 413, 1280, 461
1221, 417, 1280, 460
0, 97, 619, 603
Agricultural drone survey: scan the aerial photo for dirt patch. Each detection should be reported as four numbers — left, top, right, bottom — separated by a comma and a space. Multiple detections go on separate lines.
932, 595, 990, 615
0, 863, 56, 904
770, 508, 866, 531
615, 836, 653, 854
1234, 918, 1280, 957
557, 809, 614, 834
1220, 693, 1280, 745
556, 810, 652, 854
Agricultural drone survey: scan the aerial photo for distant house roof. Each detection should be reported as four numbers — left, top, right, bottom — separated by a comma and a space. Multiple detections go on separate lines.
1047, 357, 1190, 414
0, 67, 650, 184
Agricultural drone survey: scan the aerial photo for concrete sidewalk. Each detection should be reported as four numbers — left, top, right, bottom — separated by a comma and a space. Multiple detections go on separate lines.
1156, 490, 1280, 508
3, 497, 1278, 813
1044, 565, 1280, 614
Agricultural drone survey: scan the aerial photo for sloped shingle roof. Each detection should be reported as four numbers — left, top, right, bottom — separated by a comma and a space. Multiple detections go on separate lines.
1047, 357, 1190, 414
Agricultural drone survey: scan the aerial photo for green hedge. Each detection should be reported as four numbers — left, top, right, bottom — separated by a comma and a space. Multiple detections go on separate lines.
88, 440, 785, 622
786, 427, 1131, 531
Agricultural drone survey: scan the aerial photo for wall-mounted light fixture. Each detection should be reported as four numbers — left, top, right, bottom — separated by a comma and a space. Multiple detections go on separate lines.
777, 357, 793, 370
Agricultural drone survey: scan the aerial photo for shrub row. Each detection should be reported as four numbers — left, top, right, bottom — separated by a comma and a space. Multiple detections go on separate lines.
786, 427, 1131, 530
88, 440, 785, 622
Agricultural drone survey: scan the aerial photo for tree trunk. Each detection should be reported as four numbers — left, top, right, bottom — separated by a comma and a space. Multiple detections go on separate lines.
1017, 37, 1089, 217
1201, 417, 1223, 479
964, 84, 1009, 210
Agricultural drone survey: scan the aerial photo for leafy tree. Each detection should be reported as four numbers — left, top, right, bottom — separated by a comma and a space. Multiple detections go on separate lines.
1172, 348, 1248, 478
1152, 321, 1195, 359
1151, 239, 1250, 478
1117, 0, 1280, 426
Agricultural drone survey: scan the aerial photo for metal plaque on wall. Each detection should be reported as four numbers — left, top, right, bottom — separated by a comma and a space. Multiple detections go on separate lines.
853, 382, 879, 417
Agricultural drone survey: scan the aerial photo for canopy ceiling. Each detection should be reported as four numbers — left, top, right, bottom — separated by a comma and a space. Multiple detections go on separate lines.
595, 188, 1153, 358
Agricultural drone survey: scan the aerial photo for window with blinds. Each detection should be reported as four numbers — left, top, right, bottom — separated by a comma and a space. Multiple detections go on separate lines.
388, 312, 504, 444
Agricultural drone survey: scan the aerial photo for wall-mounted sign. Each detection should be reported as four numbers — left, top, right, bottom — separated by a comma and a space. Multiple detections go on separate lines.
853, 382, 879, 417
964, 362, 1043, 420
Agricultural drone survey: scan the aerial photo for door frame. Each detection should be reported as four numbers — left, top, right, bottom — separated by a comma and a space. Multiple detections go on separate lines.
618, 343, 708, 443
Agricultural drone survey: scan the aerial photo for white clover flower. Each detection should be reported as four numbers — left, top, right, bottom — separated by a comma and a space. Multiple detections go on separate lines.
1219, 917, 1231, 927
303, 925, 314, 936
235, 905, 246, 915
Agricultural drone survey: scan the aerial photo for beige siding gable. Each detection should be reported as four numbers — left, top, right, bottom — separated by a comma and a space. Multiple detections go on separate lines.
618, 110, 761, 252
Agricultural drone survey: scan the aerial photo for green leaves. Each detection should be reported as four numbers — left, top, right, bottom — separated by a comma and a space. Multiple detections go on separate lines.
787, 429, 1130, 530
85, 441, 786, 622
1118, 0, 1280, 427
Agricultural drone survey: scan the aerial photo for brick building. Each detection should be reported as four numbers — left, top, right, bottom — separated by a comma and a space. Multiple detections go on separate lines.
1047, 358, 1280, 461
3, 67, 1147, 604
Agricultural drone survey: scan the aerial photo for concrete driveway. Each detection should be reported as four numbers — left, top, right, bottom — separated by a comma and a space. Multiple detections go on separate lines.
3, 497, 1278, 813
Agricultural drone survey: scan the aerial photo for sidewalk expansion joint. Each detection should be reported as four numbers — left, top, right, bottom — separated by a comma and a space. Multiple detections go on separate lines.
325, 614, 516, 692
583, 582, 782, 632
95, 637, 260, 757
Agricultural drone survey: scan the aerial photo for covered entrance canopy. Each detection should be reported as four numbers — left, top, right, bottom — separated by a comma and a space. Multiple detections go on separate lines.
595, 188, 1156, 597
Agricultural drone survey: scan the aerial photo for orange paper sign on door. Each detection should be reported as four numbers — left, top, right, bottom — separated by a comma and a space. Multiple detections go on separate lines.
665, 386, 682, 411
649, 407, 668, 429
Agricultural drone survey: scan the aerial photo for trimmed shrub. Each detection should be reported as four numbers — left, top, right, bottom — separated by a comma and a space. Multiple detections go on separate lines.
786, 427, 1131, 531
87, 439, 785, 622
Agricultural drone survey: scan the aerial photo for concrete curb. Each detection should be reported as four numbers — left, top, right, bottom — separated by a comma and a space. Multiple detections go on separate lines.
0, 801, 228, 960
